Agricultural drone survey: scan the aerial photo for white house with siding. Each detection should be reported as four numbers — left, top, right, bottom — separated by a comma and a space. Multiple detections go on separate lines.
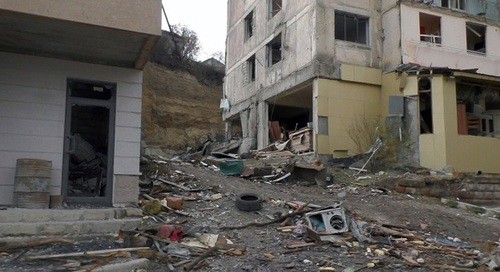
0, 0, 162, 206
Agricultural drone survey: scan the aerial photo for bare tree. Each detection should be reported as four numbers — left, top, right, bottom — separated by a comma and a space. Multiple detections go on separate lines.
211, 51, 226, 64
171, 24, 201, 61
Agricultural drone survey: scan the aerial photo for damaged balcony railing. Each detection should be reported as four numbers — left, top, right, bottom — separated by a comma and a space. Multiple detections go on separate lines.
420, 34, 442, 44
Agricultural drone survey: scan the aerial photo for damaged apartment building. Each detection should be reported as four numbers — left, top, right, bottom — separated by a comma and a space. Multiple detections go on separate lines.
222, 0, 500, 173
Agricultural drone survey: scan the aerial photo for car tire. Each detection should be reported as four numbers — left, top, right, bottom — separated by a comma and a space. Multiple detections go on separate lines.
235, 193, 262, 212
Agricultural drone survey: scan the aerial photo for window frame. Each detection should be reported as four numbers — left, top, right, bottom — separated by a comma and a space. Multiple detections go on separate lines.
266, 34, 282, 67
442, 0, 466, 12
334, 11, 369, 45
268, 0, 282, 19
466, 21, 486, 54
419, 12, 442, 45
244, 11, 254, 41
246, 55, 256, 83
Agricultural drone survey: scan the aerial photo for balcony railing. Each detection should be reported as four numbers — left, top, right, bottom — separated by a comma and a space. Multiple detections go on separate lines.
420, 34, 442, 44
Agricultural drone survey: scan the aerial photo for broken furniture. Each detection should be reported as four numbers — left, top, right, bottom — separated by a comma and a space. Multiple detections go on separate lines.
288, 127, 313, 153
457, 103, 495, 136
68, 134, 107, 196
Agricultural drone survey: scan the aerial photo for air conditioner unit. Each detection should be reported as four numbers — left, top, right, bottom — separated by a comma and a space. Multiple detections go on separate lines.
220, 98, 230, 111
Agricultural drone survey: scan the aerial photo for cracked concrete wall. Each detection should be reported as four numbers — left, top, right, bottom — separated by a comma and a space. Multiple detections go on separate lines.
224, 1, 385, 153
400, 2, 500, 76
224, 0, 315, 120
315, 0, 383, 71
381, 0, 402, 72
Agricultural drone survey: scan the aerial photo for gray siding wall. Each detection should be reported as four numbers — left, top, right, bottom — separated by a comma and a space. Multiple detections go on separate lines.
0, 52, 143, 205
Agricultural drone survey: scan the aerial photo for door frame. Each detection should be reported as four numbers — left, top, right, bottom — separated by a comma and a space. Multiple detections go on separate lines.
62, 78, 116, 205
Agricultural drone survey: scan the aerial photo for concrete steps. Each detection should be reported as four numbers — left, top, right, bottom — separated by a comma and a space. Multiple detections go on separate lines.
460, 176, 500, 205
0, 208, 143, 238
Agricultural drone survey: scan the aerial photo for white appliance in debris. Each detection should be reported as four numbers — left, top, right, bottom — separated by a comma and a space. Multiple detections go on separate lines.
305, 206, 348, 234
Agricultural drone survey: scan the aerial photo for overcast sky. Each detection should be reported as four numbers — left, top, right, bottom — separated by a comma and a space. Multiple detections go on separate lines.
161, 0, 228, 61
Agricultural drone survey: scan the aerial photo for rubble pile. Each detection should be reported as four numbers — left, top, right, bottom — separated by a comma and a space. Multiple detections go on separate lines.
128, 155, 499, 271
0, 150, 498, 271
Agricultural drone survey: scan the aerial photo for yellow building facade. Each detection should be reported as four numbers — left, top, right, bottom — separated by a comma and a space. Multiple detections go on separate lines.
314, 64, 500, 174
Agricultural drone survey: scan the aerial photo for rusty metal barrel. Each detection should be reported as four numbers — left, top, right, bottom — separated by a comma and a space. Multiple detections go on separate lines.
13, 159, 51, 209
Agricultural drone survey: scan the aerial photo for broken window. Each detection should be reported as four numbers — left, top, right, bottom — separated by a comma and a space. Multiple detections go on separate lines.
267, 34, 282, 66
246, 55, 256, 82
419, 78, 433, 134
456, 82, 500, 137
335, 11, 369, 45
441, 0, 466, 11
419, 13, 441, 44
466, 22, 486, 53
244, 11, 254, 40
268, 0, 282, 18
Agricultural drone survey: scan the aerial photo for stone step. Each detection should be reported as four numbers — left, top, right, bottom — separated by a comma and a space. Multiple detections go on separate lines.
0, 218, 142, 237
0, 208, 142, 223
463, 183, 500, 192
467, 176, 500, 184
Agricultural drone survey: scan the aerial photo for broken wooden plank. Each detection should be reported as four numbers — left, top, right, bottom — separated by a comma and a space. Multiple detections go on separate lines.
156, 178, 193, 191
24, 247, 149, 260
286, 201, 322, 209
280, 202, 309, 226
285, 242, 315, 249
221, 204, 314, 230
0, 237, 73, 251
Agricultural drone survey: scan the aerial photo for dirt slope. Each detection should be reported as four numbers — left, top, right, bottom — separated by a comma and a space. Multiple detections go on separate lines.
142, 62, 225, 149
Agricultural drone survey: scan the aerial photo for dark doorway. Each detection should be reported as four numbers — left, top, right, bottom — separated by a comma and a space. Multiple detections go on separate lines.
62, 79, 116, 205
419, 78, 433, 134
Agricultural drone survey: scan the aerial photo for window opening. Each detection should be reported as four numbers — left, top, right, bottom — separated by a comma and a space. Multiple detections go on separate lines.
267, 34, 282, 66
419, 78, 433, 134
268, 0, 282, 18
244, 11, 254, 40
466, 22, 486, 53
335, 11, 368, 45
69, 80, 113, 100
442, 0, 466, 11
419, 13, 442, 44
456, 82, 499, 137
247, 55, 256, 82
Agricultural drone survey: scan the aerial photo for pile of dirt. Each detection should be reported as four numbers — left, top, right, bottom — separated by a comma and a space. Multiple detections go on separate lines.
142, 62, 225, 150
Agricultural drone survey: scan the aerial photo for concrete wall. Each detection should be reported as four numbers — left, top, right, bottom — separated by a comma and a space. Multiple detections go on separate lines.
224, 0, 384, 120
381, 0, 402, 71
0, 52, 143, 205
224, 0, 315, 114
401, 4, 500, 76
316, 0, 383, 69
315, 74, 381, 156
0, 0, 162, 35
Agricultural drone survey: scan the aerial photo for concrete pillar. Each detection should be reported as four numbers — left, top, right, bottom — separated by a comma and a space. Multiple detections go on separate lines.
239, 104, 258, 153
257, 101, 269, 149
225, 120, 233, 142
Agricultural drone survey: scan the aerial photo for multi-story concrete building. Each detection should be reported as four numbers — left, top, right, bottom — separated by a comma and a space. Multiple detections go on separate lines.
0, 0, 162, 206
223, 0, 500, 173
